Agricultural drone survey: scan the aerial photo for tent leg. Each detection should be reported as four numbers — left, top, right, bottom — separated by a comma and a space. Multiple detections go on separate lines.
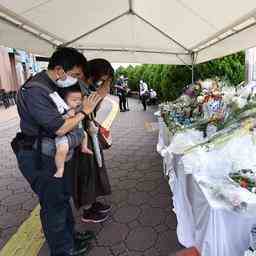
191, 52, 196, 84
191, 63, 194, 84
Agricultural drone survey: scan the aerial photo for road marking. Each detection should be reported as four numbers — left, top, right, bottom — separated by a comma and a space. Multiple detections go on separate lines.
0, 205, 44, 256
0, 97, 119, 256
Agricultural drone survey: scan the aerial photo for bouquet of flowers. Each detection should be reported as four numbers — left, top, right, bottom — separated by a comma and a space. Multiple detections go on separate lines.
229, 169, 256, 193
160, 79, 229, 136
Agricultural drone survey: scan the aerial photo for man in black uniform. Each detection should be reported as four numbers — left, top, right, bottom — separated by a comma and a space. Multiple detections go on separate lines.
115, 75, 128, 112
12, 47, 102, 256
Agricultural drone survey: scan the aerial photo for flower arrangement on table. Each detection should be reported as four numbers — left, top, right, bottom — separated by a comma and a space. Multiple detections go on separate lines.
160, 79, 229, 136
160, 77, 256, 148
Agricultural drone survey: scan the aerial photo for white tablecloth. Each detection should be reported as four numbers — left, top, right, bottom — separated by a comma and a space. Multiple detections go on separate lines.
158, 120, 256, 256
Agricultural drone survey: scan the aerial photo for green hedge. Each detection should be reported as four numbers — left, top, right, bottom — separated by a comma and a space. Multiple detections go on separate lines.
115, 52, 245, 101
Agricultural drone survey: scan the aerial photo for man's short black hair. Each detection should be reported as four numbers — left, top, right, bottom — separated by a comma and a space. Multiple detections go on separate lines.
57, 82, 82, 100
86, 58, 114, 80
48, 47, 87, 72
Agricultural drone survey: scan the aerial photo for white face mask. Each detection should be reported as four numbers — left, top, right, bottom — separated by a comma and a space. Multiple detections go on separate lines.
56, 74, 78, 88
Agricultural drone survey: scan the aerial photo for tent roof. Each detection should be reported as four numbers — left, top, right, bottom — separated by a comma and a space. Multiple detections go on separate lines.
1, 0, 256, 64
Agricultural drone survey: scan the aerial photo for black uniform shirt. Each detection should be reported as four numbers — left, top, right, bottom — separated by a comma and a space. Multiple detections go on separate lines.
17, 71, 65, 138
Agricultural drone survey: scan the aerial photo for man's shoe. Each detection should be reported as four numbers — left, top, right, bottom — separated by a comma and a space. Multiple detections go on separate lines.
74, 238, 89, 250
81, 209, 109, 223
91, 202, 111, 214
68, 242, 90, 256
120, 109, 125, 112
75, 230, 96, 242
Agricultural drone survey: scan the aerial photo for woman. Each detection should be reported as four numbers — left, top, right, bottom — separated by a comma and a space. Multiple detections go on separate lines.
71, 59, 114, 223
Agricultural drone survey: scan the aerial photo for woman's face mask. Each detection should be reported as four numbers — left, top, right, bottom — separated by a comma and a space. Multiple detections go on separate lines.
56, 74, 78, 88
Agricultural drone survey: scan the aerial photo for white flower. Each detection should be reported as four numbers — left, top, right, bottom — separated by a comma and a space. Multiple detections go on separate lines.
232, 97, 247, 109
244, 250, 256, 256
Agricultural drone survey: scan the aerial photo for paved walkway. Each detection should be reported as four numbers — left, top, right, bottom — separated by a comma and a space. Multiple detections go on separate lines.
0, 97, 182, 256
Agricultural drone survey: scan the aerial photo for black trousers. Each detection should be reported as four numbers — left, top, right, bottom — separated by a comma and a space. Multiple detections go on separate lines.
16, 149, 74, 256
118, 94, 127, 111
141, 96, 147, 110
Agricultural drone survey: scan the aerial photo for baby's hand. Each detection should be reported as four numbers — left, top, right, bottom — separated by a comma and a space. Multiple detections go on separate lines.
66, 109, 76, 117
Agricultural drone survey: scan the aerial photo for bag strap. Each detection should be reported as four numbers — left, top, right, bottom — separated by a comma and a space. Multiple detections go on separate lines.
18, 81, 54, 169
23, 80, 54, 94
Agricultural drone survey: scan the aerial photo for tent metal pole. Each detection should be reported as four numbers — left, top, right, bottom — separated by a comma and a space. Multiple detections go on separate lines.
191, 8, 256, 51
128, 0, 133, 12
0, 4, 64, 43
61, 11, 129, 47
79, 47, 188, 56
134, 12, 189, 53
175, 54, 192, 69
192, 63, 194, 83
191, 52, 195, 83
0, 15, 57, 47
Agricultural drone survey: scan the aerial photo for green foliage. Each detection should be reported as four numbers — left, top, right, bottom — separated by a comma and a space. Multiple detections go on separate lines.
114, 52, 245, 101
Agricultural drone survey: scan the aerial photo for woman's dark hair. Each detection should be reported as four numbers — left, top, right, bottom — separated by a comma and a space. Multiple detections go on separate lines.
48, 47, 87, 72
86, 58, 114, 80
58, 82, 82, 100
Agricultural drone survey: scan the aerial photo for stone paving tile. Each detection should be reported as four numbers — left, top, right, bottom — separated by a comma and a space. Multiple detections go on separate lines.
155, 230, 183, 256
127, 191, 151, 206
155, 224, 171, 234
0, 210, 28, 229
97, 222, 129, 246
114, 205, 141, 224
109, 190, 129, 205
125, 227, 157, 252
165, 211, 178, 231
128, 220, 140, 229
0, 227, 19, 241
144, 247, 161, 256
22, 197, 39, 211
1, 192, 33, 208
117, 179, 138, 190
111, 242, 127, 255
0, 190, 13, 202
148, 194, 173, 209
139, 205, 166, 227
136, 180, 158, 192
88, 246, 112, 256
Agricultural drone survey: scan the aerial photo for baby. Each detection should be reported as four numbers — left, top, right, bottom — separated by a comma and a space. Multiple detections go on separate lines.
54, 85, 93, 178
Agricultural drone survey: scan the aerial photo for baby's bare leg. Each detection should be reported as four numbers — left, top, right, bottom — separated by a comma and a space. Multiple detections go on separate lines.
81, 131, 93, 155
54, 140, 69, 178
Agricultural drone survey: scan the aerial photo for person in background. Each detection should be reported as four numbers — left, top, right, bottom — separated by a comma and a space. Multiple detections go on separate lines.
139, 80, 149, 111
12, 47, 102, 256
115, 75, 128, 112
149, 88, 158, 105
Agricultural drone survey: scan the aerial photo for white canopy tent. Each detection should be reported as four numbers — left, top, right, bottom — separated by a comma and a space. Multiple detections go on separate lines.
1, 0, 256, 66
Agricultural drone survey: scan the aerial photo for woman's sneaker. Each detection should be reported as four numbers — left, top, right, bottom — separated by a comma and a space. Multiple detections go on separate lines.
81, 208, 109, 223
91, 202, 111, 213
